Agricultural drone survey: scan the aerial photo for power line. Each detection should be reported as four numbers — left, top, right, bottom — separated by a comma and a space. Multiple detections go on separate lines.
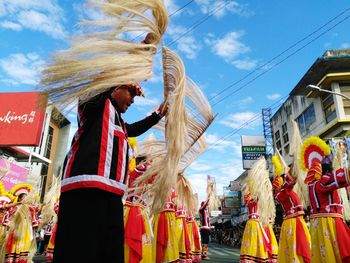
208, 8, 350, 108
208, 6, 350, 104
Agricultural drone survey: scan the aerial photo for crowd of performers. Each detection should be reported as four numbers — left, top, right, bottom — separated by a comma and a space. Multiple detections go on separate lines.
0, 154, 212, 263
239, 121, 350, 263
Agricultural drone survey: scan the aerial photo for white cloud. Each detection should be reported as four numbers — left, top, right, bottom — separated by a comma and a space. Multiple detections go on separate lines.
0, 53, 45, 85
134, 96, 159, 107
238, 96, 253, 106
166, 24, 201, 59
266, 93, 281, 100
194, 0, 252, 18
1, 20, 22, 31
205, 31, 257, 70
0, 0, 66, 39
219, 112, 260, 129
164, 0, 180, 16
231, 58, 257, 70
207, 31, 250, 59
341, 43, 350, 48
205, 133, 241, 154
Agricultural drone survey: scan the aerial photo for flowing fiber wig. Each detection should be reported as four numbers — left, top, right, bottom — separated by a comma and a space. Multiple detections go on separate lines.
207, 176, 220, 211
136, 47, 214, 214
247, 157, 275, 226
176, 174, 195, 213
289, 119, 309, 208
39, 175, 61, 229
40, 0, 168, 110
136, 46, 187, 214
332, 141, 350, 220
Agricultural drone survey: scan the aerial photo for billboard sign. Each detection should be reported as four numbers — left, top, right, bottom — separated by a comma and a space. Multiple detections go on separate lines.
0, 92, 47, 146
241, 135, 266, 169
0, 158, 29, 191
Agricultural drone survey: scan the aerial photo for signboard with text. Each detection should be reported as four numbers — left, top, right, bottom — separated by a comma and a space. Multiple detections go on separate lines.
0, 92, 47, 146
0, 158, 29, 191
241, 135, 266, 169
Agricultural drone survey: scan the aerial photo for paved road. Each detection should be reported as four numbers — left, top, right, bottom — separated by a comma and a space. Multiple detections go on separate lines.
207, 242, 240, 263
33, 242, 241, 263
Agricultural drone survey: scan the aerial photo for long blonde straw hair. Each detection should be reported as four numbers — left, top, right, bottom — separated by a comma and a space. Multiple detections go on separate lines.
136, 46, 214, 215
40, 0, 168, 110
247, 157, 275, 226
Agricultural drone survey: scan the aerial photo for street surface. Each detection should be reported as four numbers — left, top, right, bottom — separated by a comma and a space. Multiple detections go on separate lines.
33, 242, 241, 263
208, 242, 240, 263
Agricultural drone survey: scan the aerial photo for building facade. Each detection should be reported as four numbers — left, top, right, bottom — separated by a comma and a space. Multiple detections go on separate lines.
0, 100, 70, 199
271, 48, 350, 163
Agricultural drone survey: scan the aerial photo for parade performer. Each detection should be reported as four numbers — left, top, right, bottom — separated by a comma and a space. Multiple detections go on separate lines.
175, 204, 191, 262
46, 199, 59, 262
0, 182, 15, 239
240, 157, 277, 263
39, 1, 168, 262
2, 184, 39, 263
272, 153, 311, 263
301, 136, 350, 263
124, 154, 153, 263
152, 189, 179, 263
199, 198, 210, 260
186, 211, 202, 262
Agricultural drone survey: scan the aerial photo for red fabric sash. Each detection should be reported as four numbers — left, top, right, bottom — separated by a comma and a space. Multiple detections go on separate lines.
6, 231, 14, 252
182, 218, 191, 258
125, 206, 145, 263
192, 221, 201, 249
50, 224, 58, 245
295, 217, 310, 263
263, 226, 272, 258
156, 212, 169, 263
335, 217, 350, 263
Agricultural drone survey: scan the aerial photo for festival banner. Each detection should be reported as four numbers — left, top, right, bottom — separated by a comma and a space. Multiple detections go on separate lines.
0, 92, 47, 146
0, 158, 29, 191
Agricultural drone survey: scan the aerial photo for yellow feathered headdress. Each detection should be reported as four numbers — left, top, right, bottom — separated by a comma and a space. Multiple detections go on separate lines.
300, 136, 331, 183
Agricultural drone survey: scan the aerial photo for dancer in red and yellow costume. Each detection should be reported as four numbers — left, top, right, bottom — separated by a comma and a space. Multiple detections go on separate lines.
175, 204, 191, 262
3, 184, 39, 263
301, 136, 350, 263
124, 157, 153, 263
240, 157, 277, 263
46, 199, 59, 262
152, 189, 179, 263
272, 154, 311, 263
186, 211, 201, 262
0, 182, 15, 239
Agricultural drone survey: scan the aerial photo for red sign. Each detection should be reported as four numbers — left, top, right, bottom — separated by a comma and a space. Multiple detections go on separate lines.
0, 92, 47, 146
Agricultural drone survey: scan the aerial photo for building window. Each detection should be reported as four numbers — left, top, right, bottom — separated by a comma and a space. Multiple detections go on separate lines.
282, 123, 289, 144
340, 83, 350, 115
297, 103, 316, 135
322, 93, 337, 123
41, 126, 54, 175
284, 144, 289, 155
275, 130, 281, 152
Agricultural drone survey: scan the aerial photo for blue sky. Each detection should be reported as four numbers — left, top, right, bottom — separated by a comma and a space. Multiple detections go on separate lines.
1, 0, 350, 203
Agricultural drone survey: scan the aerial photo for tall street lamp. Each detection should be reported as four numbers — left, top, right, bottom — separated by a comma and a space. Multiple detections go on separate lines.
306, 84, 350, 101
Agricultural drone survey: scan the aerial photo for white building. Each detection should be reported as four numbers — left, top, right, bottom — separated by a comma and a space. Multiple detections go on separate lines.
271, 48, 350, 163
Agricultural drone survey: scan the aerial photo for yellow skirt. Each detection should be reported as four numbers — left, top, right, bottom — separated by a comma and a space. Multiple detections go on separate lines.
187, 220, 201, 262
176, 217, 191, 261
153, 210, 179, 263
5, 223, 33, 263
278, 217, 311, 263
265, 224, 278, 262
310, 216, 350, 263
124, 203, 153, 263
240, 219, 269, 263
